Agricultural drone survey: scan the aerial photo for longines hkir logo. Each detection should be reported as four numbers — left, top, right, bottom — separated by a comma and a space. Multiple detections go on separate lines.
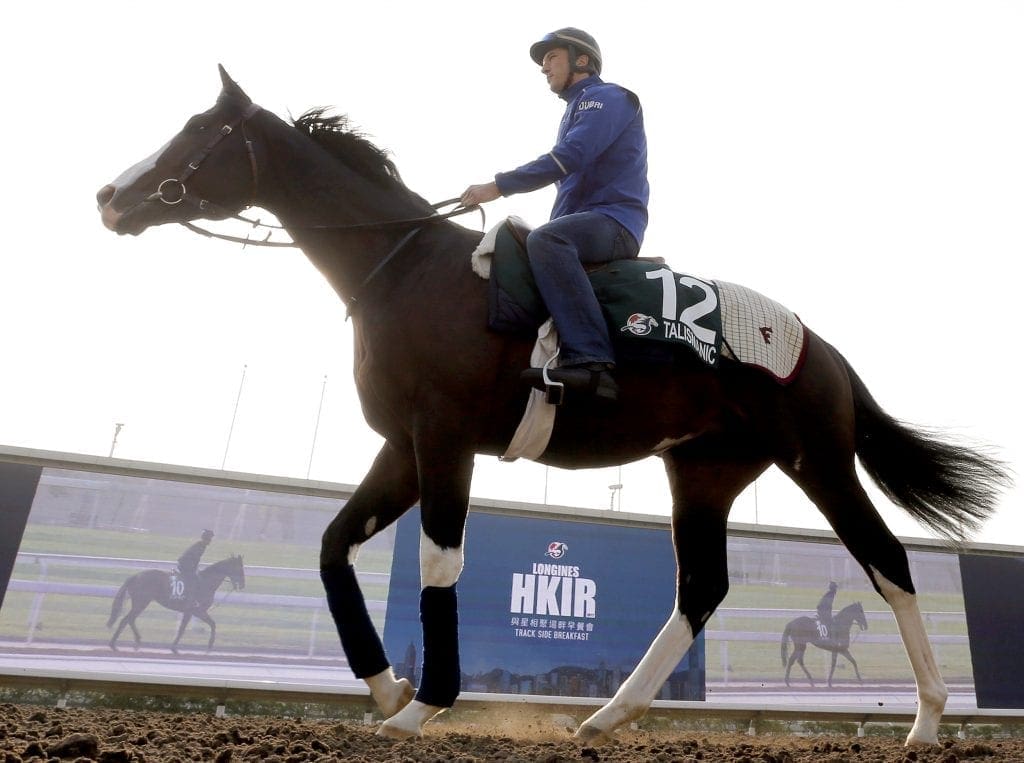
545, 541, 569, 559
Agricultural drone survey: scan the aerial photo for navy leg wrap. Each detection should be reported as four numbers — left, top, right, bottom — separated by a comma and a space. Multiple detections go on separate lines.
321, 564, 389, 679
415, 585, 461, 707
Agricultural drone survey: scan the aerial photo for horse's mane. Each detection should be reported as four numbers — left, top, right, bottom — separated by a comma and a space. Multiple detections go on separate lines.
291, 108, 405, 189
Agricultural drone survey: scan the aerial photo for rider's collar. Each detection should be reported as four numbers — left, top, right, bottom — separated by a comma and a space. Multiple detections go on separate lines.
559, 74, 603, 102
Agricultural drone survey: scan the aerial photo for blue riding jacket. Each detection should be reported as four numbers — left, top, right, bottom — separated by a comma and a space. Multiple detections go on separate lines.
494, 75, 650, 247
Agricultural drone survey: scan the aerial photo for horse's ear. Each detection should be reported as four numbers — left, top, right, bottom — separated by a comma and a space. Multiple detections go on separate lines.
218, 64, 252, 105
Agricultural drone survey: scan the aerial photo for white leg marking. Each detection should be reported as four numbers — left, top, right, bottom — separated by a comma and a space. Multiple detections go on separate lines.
377, 699, 445, 739
871, 566, 948, 746
365, 667, 414, 718
577, 611, 693, 744
420, 528, 464, 588
347, 542, 361, 566
348, 517, 378, 566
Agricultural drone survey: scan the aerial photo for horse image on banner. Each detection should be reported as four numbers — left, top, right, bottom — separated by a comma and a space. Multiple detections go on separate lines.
96, 67, 1009, 746
107, 555, 245, 653
782, 601, 868, 687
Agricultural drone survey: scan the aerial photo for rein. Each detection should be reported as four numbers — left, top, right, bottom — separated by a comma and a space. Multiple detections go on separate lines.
180, 197, 483, 249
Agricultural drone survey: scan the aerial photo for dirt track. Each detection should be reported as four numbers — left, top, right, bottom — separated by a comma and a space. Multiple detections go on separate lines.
1, 703, 1022, 762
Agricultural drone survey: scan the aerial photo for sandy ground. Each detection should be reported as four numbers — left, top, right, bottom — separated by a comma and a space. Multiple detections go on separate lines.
1, 703, 1022, 762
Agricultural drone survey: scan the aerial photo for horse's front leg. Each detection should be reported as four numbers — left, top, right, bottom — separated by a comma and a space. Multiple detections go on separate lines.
843, 649, 863, 683
378, 438, 473, 740
320, 439, 420, 718
171, 611, 193, 654
193, 611, 217, 651
577, 453, 764, 744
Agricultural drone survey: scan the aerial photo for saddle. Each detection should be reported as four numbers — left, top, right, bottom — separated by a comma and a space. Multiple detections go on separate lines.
474, 217, 807, 381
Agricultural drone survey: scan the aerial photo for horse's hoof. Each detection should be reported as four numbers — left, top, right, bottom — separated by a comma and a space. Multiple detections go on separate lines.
574, 723, 613, 746
376, 720, 422, 740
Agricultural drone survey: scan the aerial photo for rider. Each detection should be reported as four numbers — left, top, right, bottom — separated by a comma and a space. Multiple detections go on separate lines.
176, 529, 214, 602
816, 581, 839, 641
460, 28, 649, 402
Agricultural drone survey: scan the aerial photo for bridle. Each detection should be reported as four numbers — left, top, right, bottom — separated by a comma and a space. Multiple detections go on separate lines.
146, 102, 264, 221
145, 100, 484, 311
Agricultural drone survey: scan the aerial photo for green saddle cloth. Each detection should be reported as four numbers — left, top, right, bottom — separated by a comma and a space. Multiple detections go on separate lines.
488, 225, 722, 368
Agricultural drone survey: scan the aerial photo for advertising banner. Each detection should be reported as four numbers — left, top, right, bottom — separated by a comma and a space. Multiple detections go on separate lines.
706, 536, 975, 709
3, 456, 1017, 714
0, 465, 391, 688
383, 508, 705, 700
0, 462, 41, 610
959, 553, 1024, 708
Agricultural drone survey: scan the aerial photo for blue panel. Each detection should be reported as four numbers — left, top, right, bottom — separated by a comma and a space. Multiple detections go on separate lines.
383, 508, 704, 700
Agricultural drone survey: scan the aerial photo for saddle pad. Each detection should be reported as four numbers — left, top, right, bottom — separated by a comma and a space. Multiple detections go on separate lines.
471, 219, 806, 383
714, 280, 807, 383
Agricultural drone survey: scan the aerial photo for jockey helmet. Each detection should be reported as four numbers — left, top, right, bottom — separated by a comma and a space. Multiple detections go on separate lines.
202, 529, 214, 541
530, 28, 602, 75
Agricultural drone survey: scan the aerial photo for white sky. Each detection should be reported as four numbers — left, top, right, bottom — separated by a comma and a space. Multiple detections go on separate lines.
1, 1, 1021, 545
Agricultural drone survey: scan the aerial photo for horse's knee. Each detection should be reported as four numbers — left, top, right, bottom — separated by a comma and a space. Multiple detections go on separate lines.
321, 511, 381, 568
420, 529, 464, 588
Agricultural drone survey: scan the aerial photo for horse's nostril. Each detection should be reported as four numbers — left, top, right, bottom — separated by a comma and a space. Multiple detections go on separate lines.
96, 184, 116, 208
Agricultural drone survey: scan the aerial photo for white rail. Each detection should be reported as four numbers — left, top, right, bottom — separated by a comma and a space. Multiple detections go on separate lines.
0, 665, 1021, 737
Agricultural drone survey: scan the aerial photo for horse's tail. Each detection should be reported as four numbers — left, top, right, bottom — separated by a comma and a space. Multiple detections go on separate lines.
107, 577, 132, 628
835, 347, 1011, 540
781, 622, 792, 666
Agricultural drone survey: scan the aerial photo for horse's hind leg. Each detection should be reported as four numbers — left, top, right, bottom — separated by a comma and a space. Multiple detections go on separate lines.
109, 615, 130, 650
789, 644, 814, 686
577, 449, 766, 744
192, 611, 217, 652
111, 601, 145, 650
783, 459, 946, 744
321, 439, 420, 718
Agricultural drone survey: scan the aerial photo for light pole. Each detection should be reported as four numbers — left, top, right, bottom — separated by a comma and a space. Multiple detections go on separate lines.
608, 466, 623, 511
108, 423, 124, 458
222, 364, 247, 470
306, 375, 328, 479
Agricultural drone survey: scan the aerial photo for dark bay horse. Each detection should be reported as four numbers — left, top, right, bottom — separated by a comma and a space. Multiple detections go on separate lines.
107, 555, 245, 653
782, 601, 867, 687
96, 67, 1009, 745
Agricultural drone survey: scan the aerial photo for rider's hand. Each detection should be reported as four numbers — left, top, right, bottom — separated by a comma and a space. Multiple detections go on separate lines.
460, 182, 501, 207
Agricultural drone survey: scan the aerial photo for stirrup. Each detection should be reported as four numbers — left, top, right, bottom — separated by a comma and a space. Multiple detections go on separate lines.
540, 351, 565, 405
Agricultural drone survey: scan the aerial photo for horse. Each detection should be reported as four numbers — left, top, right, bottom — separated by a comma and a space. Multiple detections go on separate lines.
782, 601, 867, 687
106, 554, 246, 653
95, 67, 1009, 745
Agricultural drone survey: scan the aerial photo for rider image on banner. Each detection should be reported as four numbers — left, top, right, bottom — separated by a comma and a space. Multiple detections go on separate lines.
383, 508, 705, 700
